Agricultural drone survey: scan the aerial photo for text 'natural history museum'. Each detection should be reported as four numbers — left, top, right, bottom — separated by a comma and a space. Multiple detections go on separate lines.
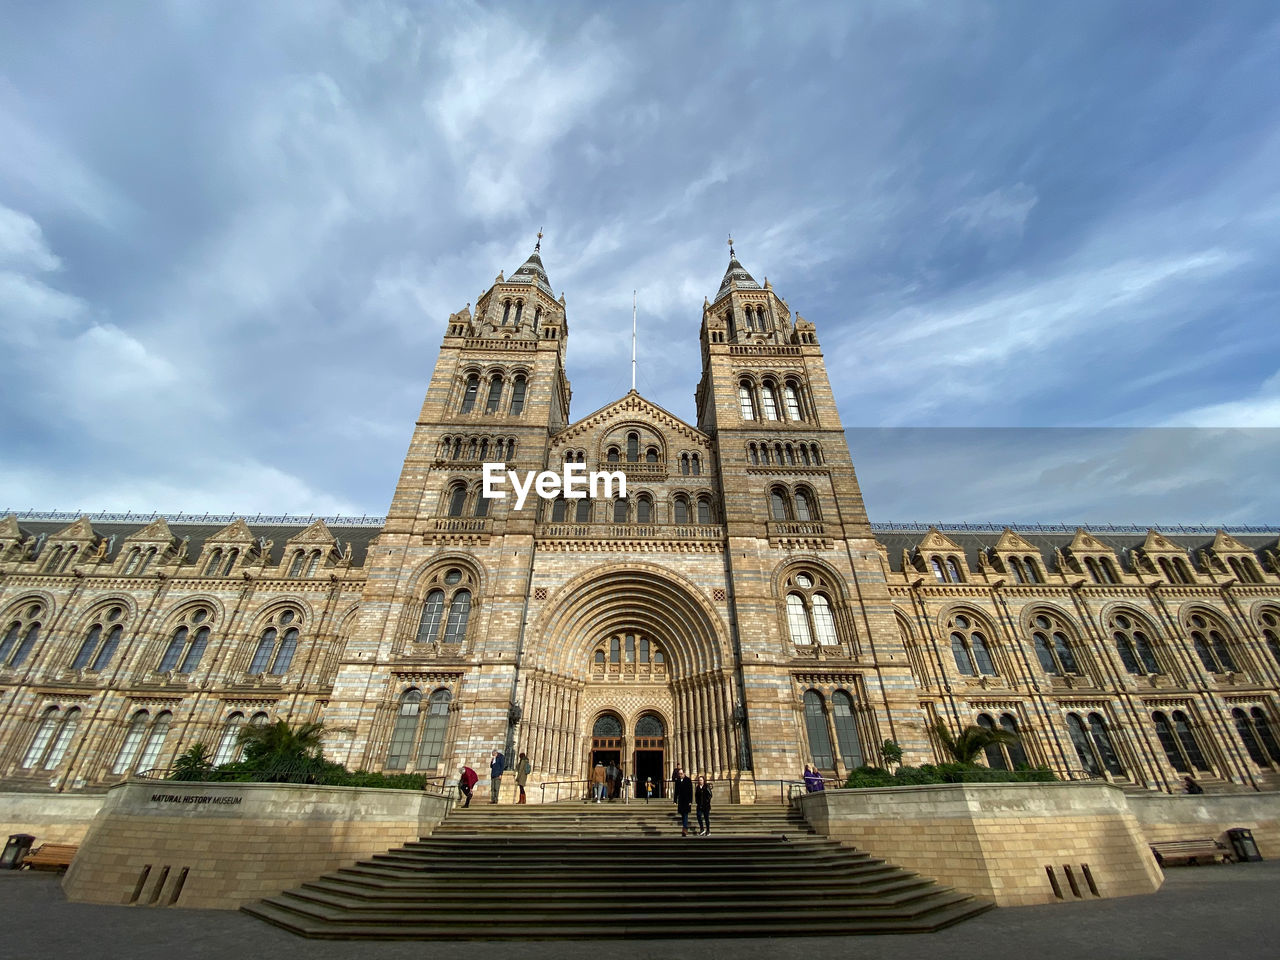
3, 243, 1280, 799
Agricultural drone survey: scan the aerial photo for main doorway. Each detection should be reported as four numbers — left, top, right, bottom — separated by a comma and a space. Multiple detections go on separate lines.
591, 714, 624, 800
632, 714, 665, 799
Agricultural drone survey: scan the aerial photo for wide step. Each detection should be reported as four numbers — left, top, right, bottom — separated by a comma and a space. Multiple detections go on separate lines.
242, 804, 992, 938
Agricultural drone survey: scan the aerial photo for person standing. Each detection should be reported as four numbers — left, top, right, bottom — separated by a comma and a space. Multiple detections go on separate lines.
605, 760, 618, 801
458, 763, 478, 808
515, 751, 531, 804
672, 767, 694, 837
489, 749, 506, 804
592, 761, 607, 802
695, 775, 713, 836
803, 763, 824, 793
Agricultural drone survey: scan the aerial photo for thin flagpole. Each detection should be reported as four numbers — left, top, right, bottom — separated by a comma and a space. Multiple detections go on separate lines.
632, 289, 637, 391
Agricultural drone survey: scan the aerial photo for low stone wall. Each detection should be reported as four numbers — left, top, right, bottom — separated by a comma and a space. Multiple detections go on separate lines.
1129, 792, 1280, 856
62, 780, 454, 909
0, 791, 106, 845
797, 781, 1163, 907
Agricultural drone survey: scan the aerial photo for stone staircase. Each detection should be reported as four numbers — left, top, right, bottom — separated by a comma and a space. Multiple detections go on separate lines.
242, 802, 993, 938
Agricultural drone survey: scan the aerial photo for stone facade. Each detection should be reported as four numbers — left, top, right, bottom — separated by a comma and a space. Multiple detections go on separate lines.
2, 244, 1280, 800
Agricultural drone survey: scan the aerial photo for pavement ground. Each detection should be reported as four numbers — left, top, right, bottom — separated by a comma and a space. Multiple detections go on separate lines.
3, 859, 1278, 960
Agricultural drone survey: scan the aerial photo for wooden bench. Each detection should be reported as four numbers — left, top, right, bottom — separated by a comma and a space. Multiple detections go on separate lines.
1150, 839, 1231, 867
21, 843, 78, 872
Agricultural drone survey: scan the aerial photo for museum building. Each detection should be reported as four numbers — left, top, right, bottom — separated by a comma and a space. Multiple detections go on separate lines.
2, 243, 1280, 800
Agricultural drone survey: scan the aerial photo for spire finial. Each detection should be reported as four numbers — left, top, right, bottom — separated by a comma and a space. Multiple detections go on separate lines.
535, 228, 543, 253
727, 234, 735, 259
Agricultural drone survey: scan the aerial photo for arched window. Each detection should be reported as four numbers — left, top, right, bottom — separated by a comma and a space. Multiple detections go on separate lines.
0, 602, 44, 668
613, 498, 628, 523
610, 637, 620, 663
1187, 613, 1238, 673
803, 691, 834, 769
691, 453, 701, 475
1000, 714, 1030, 768
793, 489, 815, 522
593, 714, 623, 737
931, 558, 947, 584
1250, 708, 1280, 764
761, 383, 779, 421
212, 713, 246, 765
1110, 612, 1161, 676
386, 689, 422, 770
513, 300, 523, 325
738, 382, 756, 420
575, 498, 592, 522
112, 711, 151, 774
1022, 556, 1042, 583
696, 497, 711, 524
248, 628, 277, 675
636, 714, 663, 736
135, 711, 172, 772
500, 300, 511, 325
158, 626, 188, 673
417, 590, 445, 644
288, 551, 305, 577
441, 590, 471, 644
949, 614, 997, 676
270, 628, 298, 675
636, 495, 652, 524
416, 689, 452, 770
1233, 708, 1269, 766
831, 691, 863, 768
460, 374, 479, 413
784, 382, 803, 420
222, 549, 239, 577
1066, 713, 1100, 776
484, 376, 504, 414
204, 548, 223, 577
1066, 712, 1124, 776
976, 714, 1008, 770
946, 557, 964, 583
607, 447, 619, 464
123, 548, 142, 575
811, 595, 838, 646
23, 706, 82, 770
674, 496, 688, 524
448, 484, 468, 517
1029, 613, 1081, 676
303, 550, 320, 577
680, 453, 690, 475
626, 433, 639, 463
770, 488, 790, 521
72, 611, 124, 672
1153, 710, 1210, 773
41, 546, 62, 573
551, 497, 568, 522
646, 447, 658, 464
786, 594, 813, 645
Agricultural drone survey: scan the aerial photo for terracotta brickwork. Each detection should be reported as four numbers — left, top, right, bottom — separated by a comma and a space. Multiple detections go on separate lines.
1, 244, 1279, 804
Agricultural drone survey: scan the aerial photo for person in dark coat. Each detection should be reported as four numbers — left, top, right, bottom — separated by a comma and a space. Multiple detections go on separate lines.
606, 760, 618, 800
489, 749, 506, 804
672, 767, 694, 836
458, 764, 478, 807
803, 763, 824, 793
694, 775, 713, 836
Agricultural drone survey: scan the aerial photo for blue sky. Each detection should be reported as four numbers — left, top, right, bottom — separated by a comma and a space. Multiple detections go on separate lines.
1, 1, 1278, 524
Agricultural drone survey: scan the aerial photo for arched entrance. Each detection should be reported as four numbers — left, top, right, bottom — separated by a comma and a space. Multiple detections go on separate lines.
591, 713, 624, 799
633, 713, 666, 798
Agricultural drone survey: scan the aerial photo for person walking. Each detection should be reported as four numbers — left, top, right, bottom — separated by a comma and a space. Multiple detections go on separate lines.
489, 749, 505, 804
672, 767, 694, 837
605, 760, 618, 801
458, 763, 478, 808
695, 775, 713, 836
592, 761, 607, 802
515, 751, 531, 804
644, 777, 654, 803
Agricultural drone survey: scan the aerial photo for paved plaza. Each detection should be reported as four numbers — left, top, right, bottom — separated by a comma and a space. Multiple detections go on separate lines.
4, 860, 1279, 960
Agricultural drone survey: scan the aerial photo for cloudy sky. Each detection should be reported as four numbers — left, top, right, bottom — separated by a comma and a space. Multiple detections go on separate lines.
1, 1, 1278, 525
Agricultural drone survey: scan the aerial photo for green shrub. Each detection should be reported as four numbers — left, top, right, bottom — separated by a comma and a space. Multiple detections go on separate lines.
843, 762, 1057, 789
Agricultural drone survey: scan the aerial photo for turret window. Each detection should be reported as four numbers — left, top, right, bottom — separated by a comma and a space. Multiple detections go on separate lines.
784, 382, 804, 420
674, 496, 689, 524
627, 433, 639, 462
613, 498, 629, 523
637, 495, 653, 523
575, 498, 592, 522
460, 375, 479, 413
770, 487, 790, 521
485, 376, 504, 414
739, 382, 756, 420
509, 376, 526, 416
761, 383, 780, 421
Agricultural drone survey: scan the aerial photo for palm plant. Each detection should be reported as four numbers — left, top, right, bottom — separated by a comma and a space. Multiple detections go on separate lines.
236, 719, 327, 778
931, 720, 1020, 765
170, 742, 214, 781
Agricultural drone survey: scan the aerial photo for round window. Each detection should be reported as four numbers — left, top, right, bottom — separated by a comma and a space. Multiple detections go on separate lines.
27, 604, 41, 619
1191, 615, 1206, 628
795, 574, 813, 589
279, 610, 295, 625
107, 607, 122, 622
444, 569, 463, 585
1034, 615, 1050, 630
1264, 612, 1277, 626
954, 615, 969, 629
1115, 615, 1130, 629
193, 610, 207, 624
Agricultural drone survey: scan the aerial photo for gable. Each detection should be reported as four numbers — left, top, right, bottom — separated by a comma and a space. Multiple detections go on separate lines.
1141, 529, 1184, 553
205, 518, 256, 544
50, 516, 96, 542
994, 528, 1038, 552
1211, 530, 1253, 554
124, 517, 175, 543
287, 519, 336, 545
918, 527, 964, 553
554, 391, 712, 449
1067, 528, 1111, 553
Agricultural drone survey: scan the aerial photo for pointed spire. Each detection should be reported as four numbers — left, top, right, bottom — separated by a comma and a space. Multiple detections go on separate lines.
715, 236, 761, 301
509, 233, 553, 295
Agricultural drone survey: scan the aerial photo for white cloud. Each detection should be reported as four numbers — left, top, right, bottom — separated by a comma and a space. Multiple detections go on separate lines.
0, 204, 61, 271
946, 183, 1039, 238
1166, 369, 1280, 427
